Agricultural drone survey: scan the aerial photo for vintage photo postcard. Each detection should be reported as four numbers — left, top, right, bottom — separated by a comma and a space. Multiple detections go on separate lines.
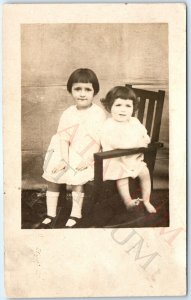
3, 3, 186, 297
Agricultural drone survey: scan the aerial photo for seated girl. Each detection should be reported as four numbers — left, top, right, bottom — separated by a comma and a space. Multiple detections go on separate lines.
100, 86, 156, 213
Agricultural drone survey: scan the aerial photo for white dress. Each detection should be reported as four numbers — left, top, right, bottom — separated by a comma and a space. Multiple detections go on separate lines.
42, 103, 106, 185
101, 117, 150, 181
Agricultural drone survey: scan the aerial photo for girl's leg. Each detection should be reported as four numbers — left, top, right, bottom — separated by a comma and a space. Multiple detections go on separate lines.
116, 178, 140, 208
65, 185, 84, 227
139, 166, 156, 213
42, 181, 61, 224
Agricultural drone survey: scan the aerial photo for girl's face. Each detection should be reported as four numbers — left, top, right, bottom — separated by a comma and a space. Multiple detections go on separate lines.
71, 82, 94, 110
111, 98, 134, 122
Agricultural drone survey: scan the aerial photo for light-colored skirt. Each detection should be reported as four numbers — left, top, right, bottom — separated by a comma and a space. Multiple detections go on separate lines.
103, 154, 147, 181
42, 134, 94, 185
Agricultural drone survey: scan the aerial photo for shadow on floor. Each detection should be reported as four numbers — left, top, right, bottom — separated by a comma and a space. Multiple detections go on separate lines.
22, 181, 169, 229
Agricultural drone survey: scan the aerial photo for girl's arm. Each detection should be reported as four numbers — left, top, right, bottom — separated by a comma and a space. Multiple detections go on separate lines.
124, 117, 151, 148
137, 121, 151, 147
57, 111, 71, 163
140, 132, 151, 147
58, 136, 69, 163
51, 111, 70, 173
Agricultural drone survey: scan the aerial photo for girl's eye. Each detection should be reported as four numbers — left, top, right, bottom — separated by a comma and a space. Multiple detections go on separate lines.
73, 87, 93, 92
115, 104, 121, 107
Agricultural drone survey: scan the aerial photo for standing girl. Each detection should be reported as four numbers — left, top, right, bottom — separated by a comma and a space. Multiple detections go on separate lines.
40, 68, 106, 228
100, 86, 156, 213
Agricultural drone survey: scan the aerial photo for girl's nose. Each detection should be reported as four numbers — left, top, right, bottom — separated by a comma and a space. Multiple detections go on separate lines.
80, 89, 86, 97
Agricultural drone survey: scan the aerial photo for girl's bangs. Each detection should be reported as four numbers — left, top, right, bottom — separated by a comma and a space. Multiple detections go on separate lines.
75, 73, 92, 83
115, 88, 135, 100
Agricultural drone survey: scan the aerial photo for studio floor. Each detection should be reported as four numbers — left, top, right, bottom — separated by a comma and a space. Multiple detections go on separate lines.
22, 182, 169, 229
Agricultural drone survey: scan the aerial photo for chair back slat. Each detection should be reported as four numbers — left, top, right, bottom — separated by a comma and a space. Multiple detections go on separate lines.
152, 90, 165, 142
137, 97, 146, 123
126, 85, 165, 142
132, 88, 160, 101
145, 100, 155, 136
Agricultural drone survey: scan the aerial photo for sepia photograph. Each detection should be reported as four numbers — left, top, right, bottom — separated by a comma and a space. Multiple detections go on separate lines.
3, 4, 186, 297
21, 23, 169, 229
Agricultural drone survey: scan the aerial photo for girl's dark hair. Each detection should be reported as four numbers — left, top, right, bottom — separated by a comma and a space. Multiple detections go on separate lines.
101, 86, 138, 114
67, 68, 100, 95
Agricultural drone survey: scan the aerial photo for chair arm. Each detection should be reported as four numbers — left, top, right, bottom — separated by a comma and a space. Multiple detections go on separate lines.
94, 142, 163, 184
94, 142, 163, 161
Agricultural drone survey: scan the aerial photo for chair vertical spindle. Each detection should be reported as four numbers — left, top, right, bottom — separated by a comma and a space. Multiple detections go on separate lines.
145, 100, 155, 136
137, 97, 146, 123
152, 90, 165, 142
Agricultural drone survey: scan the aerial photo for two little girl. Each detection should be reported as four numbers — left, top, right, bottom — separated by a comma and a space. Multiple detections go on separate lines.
40, 69, 156, 228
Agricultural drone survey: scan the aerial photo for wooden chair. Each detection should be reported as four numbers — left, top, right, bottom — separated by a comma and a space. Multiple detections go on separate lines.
93, 85, 166, 227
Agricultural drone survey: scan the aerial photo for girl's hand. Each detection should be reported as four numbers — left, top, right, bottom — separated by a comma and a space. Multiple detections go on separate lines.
76, 160, 88, 171
52, 161, 68, 174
